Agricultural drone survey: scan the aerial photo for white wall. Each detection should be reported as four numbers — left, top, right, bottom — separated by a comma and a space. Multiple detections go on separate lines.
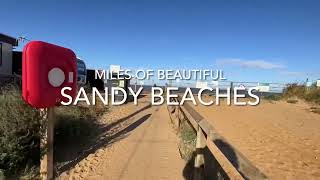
0, 42, 13, 75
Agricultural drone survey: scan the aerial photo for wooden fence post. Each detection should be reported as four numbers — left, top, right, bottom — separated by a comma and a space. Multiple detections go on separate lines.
40, 108, 55, 180
194, 126, 206, 180
47, 108, 55, 179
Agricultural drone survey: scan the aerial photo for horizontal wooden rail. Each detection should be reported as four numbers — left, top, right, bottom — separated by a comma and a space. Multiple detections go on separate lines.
168, 97, 267, 180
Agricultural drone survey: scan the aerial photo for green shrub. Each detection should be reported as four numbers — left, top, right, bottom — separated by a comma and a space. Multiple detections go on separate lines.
0, 85, 41, 177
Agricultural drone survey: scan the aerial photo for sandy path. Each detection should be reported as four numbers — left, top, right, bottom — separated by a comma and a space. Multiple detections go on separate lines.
60, 103, 185, 180
192, 99, 320, 180
88, 105, 185, 180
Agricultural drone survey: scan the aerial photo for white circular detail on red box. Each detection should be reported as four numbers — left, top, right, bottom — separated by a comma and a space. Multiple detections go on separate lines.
48, 68, 65, 87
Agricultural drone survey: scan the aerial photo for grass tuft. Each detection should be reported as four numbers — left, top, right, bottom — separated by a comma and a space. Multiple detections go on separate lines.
178, 121, 196, 161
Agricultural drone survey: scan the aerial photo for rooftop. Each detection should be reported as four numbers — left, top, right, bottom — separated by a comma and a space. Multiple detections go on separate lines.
0, 33, 18, 46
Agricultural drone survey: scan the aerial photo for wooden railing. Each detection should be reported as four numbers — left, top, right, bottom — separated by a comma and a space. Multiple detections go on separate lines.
167, 97, 267, 180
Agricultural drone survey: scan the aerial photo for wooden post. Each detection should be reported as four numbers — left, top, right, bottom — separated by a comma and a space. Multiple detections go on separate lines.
40, 108, 55, 180
47, 108, 55, 179
194, 126, 206, 180
177, 106, 181, 128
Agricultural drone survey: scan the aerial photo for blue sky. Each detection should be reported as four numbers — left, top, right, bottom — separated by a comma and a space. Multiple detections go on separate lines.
2, 0, 320, 83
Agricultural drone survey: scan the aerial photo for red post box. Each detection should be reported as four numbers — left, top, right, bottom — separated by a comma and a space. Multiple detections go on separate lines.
22, 41, 77, 108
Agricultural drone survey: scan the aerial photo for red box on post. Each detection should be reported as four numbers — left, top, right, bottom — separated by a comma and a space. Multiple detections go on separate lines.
22, 41, 77, 108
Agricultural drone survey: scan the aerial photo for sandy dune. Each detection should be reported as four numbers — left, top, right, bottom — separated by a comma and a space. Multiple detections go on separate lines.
193, 98, 320, 179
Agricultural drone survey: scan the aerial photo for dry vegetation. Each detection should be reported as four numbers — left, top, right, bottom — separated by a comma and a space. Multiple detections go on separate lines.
178, 120, 196, 161
283, 83, 320, 113
0, 85, 107, 179
55, 100, 107, 139
264, 83, 320, 113
0, 85, 41, 179
283, 83, 320, 104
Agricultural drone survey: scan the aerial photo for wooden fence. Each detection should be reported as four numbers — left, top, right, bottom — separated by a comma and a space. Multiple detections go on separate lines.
167, 96, 267, 180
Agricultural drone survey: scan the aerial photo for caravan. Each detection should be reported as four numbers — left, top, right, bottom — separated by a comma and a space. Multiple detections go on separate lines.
77, 58, 87, 86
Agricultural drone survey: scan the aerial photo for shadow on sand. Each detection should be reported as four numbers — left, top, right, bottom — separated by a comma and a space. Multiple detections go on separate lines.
54, 104, 152, 175
182, 139, 239, 180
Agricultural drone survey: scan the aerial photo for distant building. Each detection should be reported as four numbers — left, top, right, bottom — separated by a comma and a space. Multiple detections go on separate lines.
86, 69, 130, 102
0, 33, 18, 85
0, 35, 88, 87
104, 73, 130, 103
77, 58, 87, 86
0, 33, 18, 75
87, 69, 105, 90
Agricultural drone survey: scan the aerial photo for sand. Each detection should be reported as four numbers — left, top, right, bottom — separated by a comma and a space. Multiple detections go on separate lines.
192, 98, 320, 179
59, 97, 185, 180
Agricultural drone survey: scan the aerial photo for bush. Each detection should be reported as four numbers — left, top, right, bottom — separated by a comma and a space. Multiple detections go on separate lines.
54, 99, 107, 142
0, 85, 41, 178
304, 88, 320, 105
283, 83, 320, 105
0, 85, 108, 178
283, 83, 306, 98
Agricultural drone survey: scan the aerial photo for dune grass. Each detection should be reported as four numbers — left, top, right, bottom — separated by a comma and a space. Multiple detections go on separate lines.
283, 84, 320, 105
178, 120, 196, 161
0, 85, 41, 179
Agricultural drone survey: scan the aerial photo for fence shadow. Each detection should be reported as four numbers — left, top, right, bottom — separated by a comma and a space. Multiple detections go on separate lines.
214, 139, 239, 170
182, 145, 232, 180
55, 105, 152, 175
